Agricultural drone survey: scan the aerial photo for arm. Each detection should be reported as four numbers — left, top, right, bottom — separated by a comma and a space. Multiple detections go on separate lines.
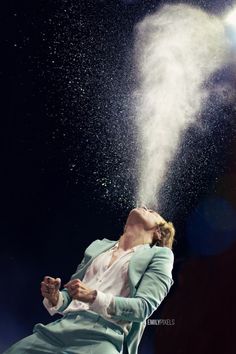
42, 256, 87, 315
109, 247, 174, 322
42, 240, 100, 315
83, 247, 174, 322
53, 244, 174, 322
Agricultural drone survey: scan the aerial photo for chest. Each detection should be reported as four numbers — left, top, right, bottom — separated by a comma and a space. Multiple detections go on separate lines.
107, 253, 120, 268
84, 247, 138, 281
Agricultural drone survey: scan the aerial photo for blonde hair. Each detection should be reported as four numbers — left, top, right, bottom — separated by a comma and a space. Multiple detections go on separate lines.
151, 220, 176, 249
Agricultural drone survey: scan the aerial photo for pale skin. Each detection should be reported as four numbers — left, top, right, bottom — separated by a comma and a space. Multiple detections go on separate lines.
40, 206, 164, 307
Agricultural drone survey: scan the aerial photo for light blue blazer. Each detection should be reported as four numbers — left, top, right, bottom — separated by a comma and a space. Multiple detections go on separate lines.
58, 238, 174, 354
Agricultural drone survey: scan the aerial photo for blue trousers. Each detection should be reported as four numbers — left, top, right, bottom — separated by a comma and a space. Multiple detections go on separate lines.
3, 310, 124, 354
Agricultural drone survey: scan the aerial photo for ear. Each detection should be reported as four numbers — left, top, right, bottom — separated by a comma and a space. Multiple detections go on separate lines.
153, 228, 162, 240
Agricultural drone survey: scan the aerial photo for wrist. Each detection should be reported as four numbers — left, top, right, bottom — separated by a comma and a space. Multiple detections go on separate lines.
89, 290, 97, 304
50, 292, 59, 307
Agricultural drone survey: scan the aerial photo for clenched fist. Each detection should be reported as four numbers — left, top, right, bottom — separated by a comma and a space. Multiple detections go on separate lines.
41, 276, 61, 306
64, 279, 97, 303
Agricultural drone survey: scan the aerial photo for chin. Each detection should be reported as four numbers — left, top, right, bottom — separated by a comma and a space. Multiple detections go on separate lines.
128, 208, 147, 221
129, 207, 142, 215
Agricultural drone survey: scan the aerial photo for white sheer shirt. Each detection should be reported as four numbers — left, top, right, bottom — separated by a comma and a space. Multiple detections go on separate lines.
43, 241, 146, 334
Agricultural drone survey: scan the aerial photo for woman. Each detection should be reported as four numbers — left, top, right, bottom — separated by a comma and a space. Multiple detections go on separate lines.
4, 207, 175, 354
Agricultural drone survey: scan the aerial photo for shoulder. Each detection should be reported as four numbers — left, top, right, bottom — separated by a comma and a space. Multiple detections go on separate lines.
85, 237, 115, 250
100, 237, 116, 243
88, 237, 114, 243
149, 246, 174, 274
152, 246, 174, 260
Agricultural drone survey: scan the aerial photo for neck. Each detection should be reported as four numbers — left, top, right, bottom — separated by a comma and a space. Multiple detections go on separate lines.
118, 224, 153, 251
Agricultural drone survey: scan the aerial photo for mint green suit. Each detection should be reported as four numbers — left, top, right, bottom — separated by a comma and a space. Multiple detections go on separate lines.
4, 238, 174, 354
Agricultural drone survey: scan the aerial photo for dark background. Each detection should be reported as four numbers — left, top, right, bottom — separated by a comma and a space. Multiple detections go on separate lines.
1, 0, 236, 353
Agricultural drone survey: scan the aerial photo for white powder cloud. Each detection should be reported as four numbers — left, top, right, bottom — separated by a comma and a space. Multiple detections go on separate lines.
134, 4, 231, 208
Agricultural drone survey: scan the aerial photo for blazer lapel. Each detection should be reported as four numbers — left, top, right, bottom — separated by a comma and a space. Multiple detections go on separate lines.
71, 238, 117, 280
71, 238, 155, 296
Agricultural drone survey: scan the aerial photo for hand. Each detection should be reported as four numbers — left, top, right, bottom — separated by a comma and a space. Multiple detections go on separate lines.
64, 279, 97, 303
41, 276, 61, 306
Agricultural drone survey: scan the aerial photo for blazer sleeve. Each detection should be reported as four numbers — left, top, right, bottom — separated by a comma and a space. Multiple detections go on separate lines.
107, 246, 174, 323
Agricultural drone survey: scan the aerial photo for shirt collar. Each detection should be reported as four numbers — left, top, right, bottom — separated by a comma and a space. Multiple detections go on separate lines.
111, 241, 150, 252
